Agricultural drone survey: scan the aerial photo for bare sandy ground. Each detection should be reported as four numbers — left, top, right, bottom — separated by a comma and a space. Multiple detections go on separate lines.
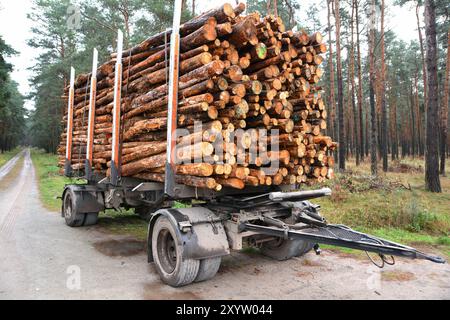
0, 150, 448, 300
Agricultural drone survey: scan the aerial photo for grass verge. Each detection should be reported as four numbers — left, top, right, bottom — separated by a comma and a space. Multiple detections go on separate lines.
314, 158, 450, 259
97, 209, 148, 240
31, 149, 74, 211
0, 147, 22, 168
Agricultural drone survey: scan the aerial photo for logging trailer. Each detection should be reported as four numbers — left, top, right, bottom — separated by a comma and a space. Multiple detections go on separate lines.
60, 1, 444, 287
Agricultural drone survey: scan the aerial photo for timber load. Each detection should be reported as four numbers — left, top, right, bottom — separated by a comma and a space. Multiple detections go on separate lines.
57, 2, 337, 191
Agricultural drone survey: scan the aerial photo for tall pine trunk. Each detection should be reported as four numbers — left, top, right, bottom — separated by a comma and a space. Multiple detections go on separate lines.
334, 0, 345, 171
380, 0, 388, 171
440, 30, 449, 176
350, 0, 359, 166
414, 69, 422, 155
416, 3, 427, 140
355, 0, 364, 162
410, 83, 417, 157
327, 0, 337, 141
369, 0, 377, 175
390, 87, 399, 161
424, 0, 441, 192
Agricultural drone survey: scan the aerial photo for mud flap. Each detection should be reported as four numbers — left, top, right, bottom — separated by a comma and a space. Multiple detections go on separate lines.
242, 223, 445, 264
147, 207, 230, 263
61, 185, 105, 217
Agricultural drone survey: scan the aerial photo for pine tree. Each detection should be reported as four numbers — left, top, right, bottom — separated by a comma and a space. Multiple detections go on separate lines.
424, 0, 442, 192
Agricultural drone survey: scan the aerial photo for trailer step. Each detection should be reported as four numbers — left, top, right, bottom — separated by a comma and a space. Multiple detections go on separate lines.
242, 223, 446, 264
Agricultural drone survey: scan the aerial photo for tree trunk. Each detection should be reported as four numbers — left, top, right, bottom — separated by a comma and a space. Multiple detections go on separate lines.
334, 0, 345, 171
327, 0, 337, 141
380, 0, 388, 172
424, 0, 441, 192
416, 3, 428, 131
390, 85, 399, 161
369, 0, 377, 176
440, 29, 449, 176
414, 68, 422, 155
410, 83, 417, 157
349, 0, 359, 166
355, 0, 364, 162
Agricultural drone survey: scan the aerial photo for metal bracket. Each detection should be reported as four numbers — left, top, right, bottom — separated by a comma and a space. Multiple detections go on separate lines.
132, 182, 164, 192
64, 67, 75, 177
111, 30, 124, 186
85, 48, 99, 181
164, 0, 183, 197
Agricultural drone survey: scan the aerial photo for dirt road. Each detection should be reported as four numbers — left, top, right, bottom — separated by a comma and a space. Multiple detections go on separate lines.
0, 150, 449, 300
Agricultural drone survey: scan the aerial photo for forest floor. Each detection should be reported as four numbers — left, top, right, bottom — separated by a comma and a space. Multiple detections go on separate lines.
30, 149, 450, 260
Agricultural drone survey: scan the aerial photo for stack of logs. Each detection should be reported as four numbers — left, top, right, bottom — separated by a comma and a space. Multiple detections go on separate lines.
58, 2, 337, 191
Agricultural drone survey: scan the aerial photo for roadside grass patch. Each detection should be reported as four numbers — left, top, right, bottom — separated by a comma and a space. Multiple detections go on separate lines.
0, 147, 22, 168
31, 149, 77, 211
0, 156, 24, 190
98, 209, 147, 240
314, 159, 449, 258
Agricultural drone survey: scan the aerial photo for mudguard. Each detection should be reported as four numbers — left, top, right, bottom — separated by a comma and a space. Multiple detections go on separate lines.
61, 185, 105, 217
147, 207, 230, 262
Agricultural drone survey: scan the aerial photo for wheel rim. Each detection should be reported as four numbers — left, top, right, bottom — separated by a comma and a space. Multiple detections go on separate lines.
64, 194, 73, 219
156, 228, 177, 274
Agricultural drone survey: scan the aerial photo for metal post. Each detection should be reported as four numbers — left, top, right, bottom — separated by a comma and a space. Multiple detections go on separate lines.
64, 67, 75, 177
111, 30, 123, 185
85, 48, 98, 181
165, 0, 183, 197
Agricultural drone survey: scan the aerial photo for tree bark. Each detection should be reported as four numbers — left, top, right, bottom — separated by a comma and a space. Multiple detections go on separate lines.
440, 29, 449, 176
355, 0, 364, 162
350, 0, 360, 166
334, 0, 345, 171
327, 0, 337, 141
380, 0, 388, 172
424, 0, 442, 192
369, 0, 377, 176
416, 3, 428, 134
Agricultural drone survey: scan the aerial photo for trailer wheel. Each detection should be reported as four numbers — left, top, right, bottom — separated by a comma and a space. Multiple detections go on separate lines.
63, 189, 86, 227
152, 216, 199, 287
260, 238, 310, 261
195, 257, 221, 283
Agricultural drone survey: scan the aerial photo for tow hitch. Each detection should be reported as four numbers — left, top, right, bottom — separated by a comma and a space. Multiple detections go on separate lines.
242, 222, 446, 267
218, 187, 446, 268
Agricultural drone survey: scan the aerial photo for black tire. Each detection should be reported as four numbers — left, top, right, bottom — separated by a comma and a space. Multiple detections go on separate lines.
260, 238, 312, 261
63, 189, 86, 227
195, 257, 221, 283
83, 213, 99, 226
152, 216, 199, 287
